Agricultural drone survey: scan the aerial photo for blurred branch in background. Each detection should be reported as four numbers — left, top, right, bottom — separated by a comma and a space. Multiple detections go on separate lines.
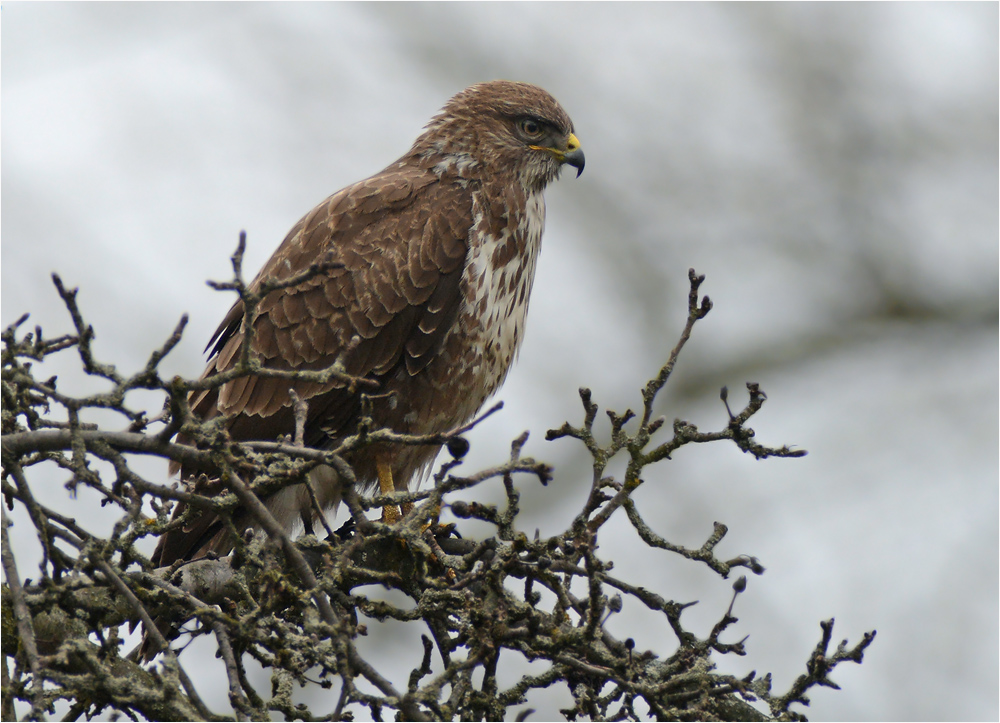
2, 269, 873, 721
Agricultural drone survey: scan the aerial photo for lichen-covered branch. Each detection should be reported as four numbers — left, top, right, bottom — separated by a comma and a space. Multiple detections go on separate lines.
1, 260, 872, 721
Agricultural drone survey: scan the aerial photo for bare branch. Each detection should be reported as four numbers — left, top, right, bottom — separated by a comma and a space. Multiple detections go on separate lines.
1, 266, 868, 722
1, 508, 46, 721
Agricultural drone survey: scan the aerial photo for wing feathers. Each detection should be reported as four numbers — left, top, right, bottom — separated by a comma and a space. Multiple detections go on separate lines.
196, 166, 470, 446
405, 269, 463, 374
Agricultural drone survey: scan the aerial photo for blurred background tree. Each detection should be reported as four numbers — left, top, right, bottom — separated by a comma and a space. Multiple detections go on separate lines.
3, 3, 996, 720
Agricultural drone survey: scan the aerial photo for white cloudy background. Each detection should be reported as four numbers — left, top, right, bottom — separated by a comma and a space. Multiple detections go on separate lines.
3, 4, 996, 721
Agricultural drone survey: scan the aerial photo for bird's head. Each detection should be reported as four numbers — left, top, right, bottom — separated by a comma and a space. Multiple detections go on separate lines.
410, 80, 584, 190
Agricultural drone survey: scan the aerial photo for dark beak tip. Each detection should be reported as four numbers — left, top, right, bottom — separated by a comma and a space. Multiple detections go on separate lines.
563, 149, 585, 178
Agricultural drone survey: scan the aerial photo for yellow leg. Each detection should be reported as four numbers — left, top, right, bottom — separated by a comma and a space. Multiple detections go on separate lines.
376, 456, 401, 524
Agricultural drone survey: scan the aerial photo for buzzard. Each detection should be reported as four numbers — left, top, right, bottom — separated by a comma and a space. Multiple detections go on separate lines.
152, 80, 583, 570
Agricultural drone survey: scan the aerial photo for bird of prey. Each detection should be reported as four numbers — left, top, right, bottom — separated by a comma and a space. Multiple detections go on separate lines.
151, 80, 583, 571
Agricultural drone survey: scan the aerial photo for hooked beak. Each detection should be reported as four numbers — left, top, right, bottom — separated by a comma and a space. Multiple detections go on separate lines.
561, 133, 585, 177
531, 132, 586, 177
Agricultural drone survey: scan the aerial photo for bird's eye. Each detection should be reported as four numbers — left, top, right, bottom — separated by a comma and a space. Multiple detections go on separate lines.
518, 118, 544, 138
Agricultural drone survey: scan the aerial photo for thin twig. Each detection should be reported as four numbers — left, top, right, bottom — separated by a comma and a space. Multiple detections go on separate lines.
211, 619, 253, 721
1, 508, 46, 721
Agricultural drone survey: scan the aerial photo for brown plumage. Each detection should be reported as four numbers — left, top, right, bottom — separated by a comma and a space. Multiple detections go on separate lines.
150, 80, 583, 574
